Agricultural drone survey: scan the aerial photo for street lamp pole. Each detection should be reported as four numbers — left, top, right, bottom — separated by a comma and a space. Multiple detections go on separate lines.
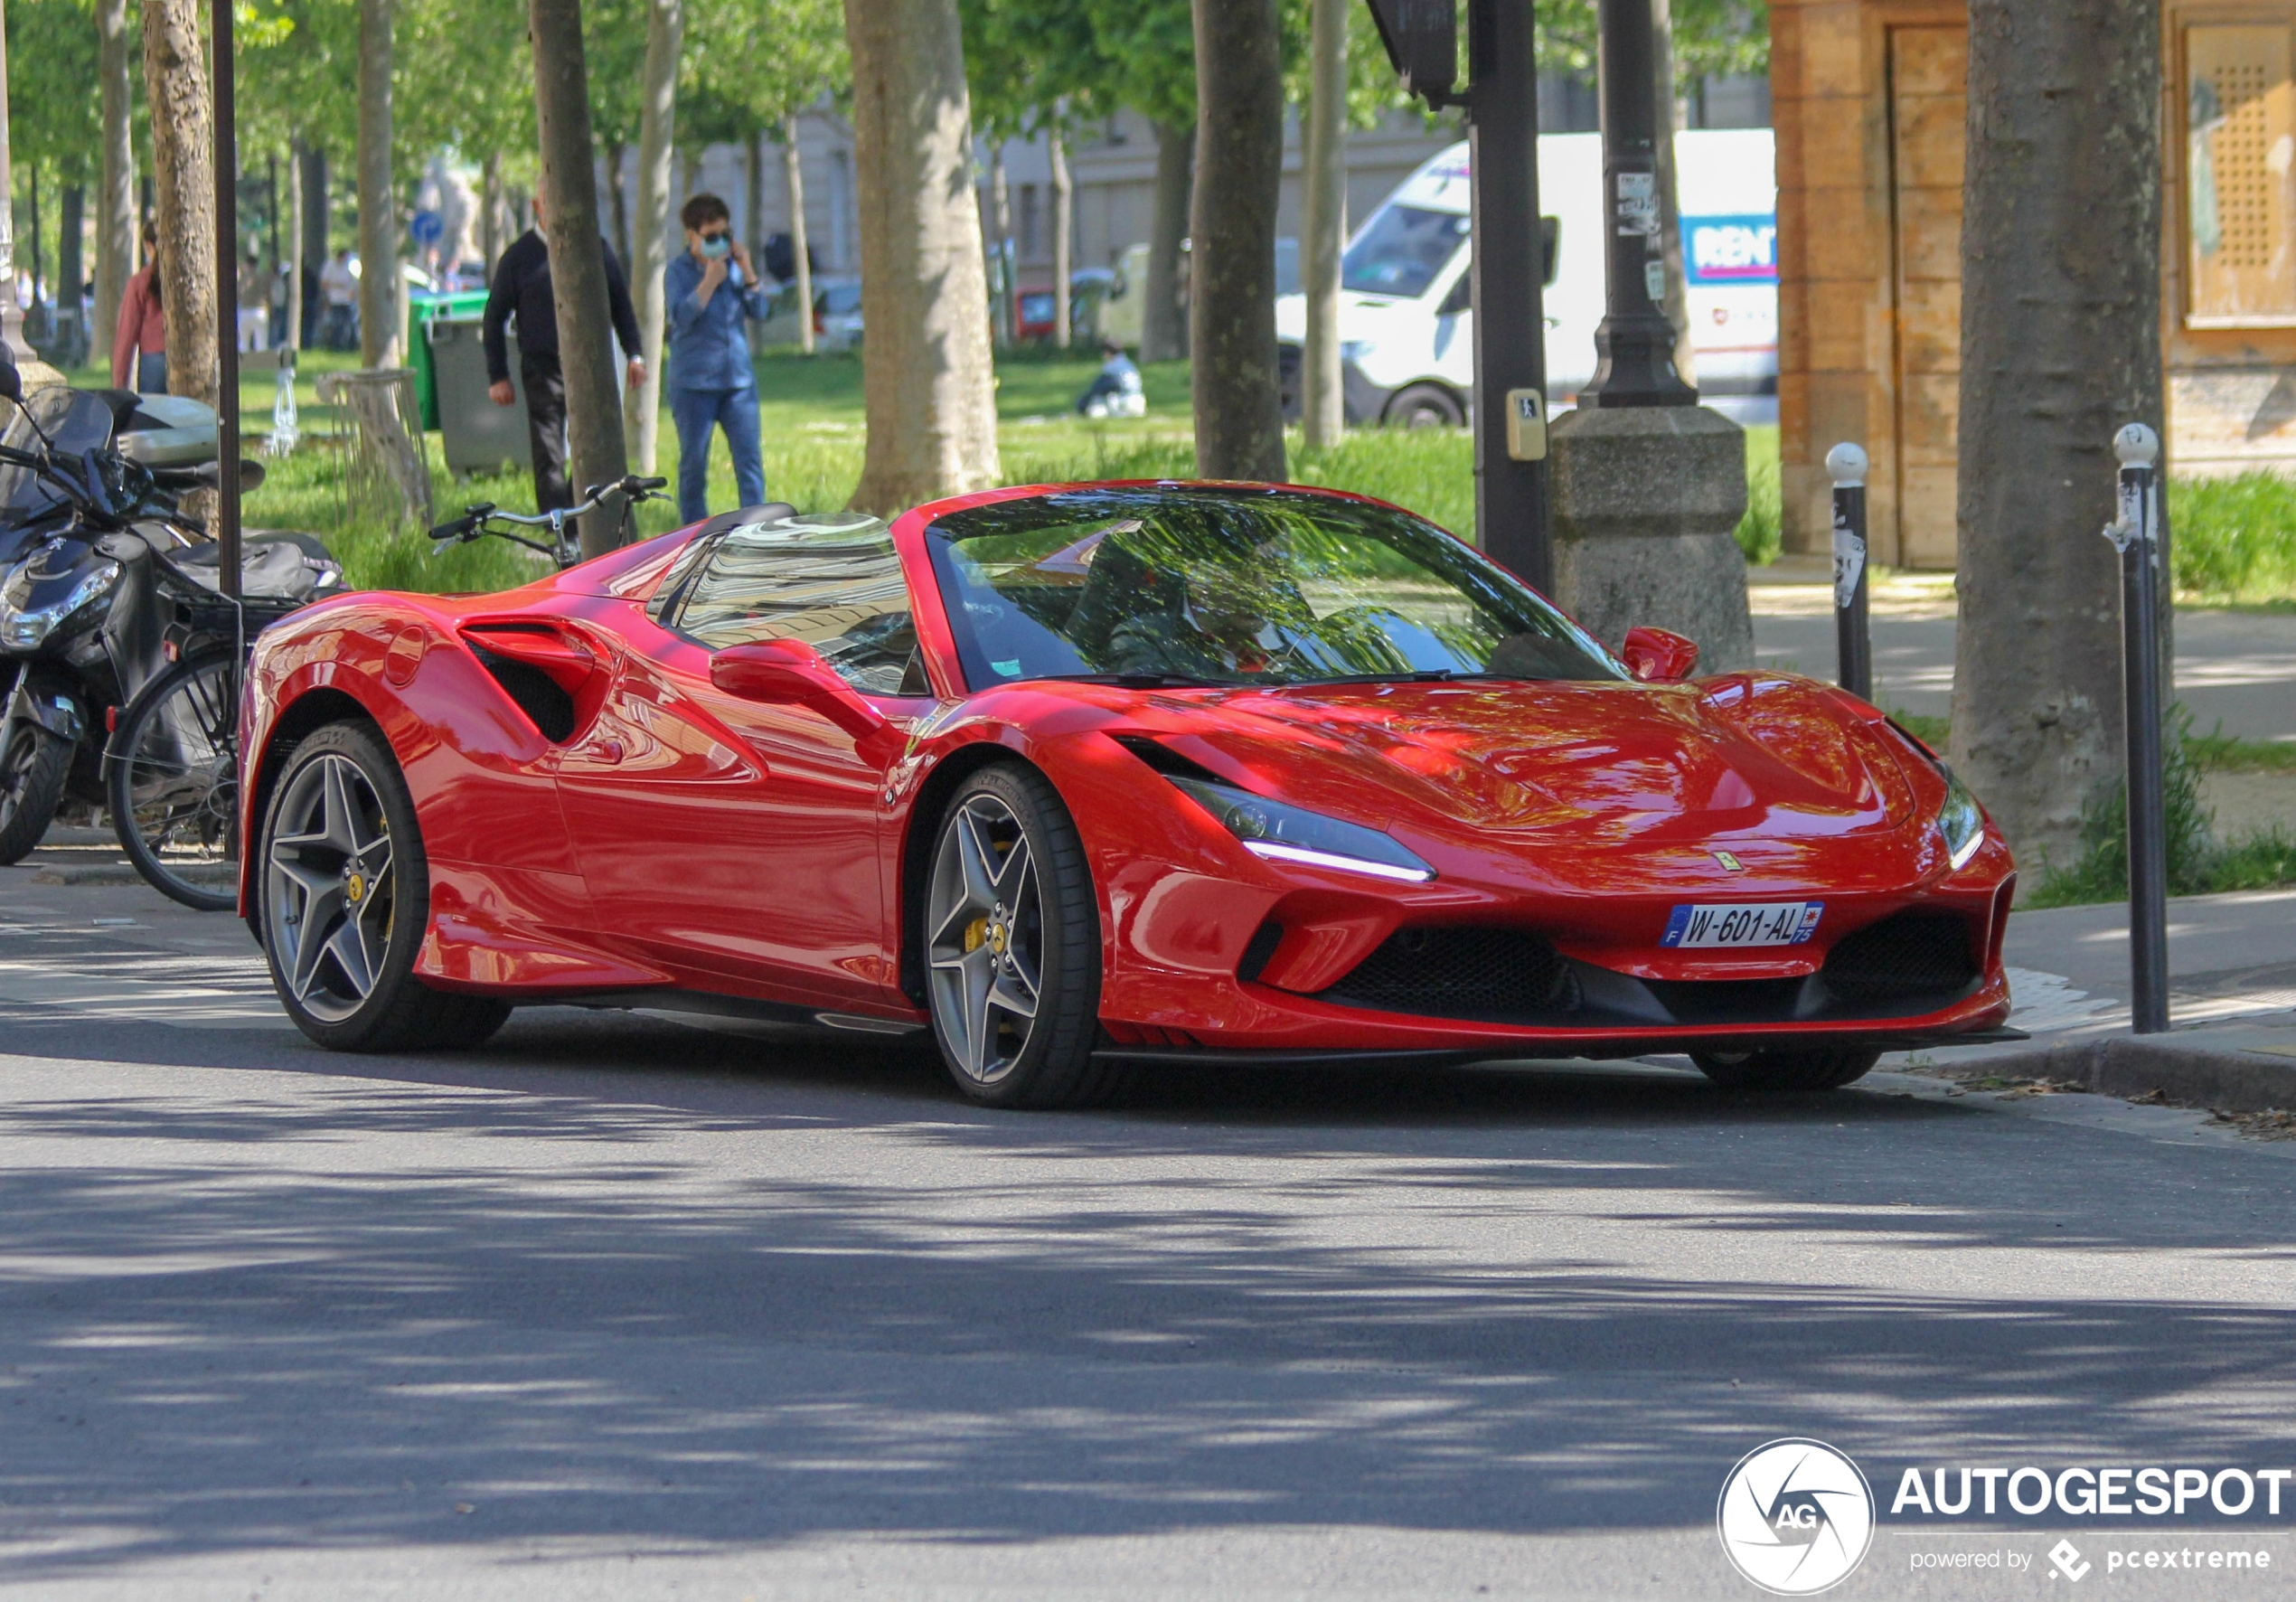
1464, 0, 1552, 591
211, 0, 240, 596
1580, 0, 1695, 409
0, 0, 35, 363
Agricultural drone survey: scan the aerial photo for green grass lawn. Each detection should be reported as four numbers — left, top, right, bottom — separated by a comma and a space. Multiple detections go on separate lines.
215, 345, 1783, 598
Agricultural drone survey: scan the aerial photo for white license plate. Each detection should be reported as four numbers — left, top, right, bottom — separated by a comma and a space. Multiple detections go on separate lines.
1660, 901, 1824, 949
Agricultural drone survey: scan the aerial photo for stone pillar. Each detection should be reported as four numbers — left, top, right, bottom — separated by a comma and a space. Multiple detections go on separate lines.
1548, 404, 1755, 674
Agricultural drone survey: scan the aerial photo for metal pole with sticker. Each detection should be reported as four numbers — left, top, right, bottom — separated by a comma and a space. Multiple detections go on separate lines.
2105, 421, 2169, 1035
1826, 441, 1870, 700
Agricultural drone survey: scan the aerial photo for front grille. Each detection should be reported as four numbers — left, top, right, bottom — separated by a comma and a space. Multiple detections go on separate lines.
1322, 926, 1579, 1022
1821, 911, 1977, 1001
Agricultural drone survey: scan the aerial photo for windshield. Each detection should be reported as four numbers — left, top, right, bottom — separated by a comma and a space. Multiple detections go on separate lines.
0, 389, 116, 522
1341, 204, 1470, 299
927, 487, 1623, 692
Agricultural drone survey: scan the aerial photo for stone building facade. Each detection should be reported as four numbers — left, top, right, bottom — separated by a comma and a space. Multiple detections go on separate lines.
1773, 0, 2296, 566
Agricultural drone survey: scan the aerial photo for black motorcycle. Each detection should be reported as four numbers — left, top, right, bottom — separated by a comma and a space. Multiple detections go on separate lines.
0, 346, 343, 893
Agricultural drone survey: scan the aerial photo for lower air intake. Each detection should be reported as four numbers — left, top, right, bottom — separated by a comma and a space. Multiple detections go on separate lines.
1821, 911, 1977, 1001
1322, 927, 1578, 1022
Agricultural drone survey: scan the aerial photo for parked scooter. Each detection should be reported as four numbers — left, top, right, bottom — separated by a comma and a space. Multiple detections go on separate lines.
0, 348, 343, 864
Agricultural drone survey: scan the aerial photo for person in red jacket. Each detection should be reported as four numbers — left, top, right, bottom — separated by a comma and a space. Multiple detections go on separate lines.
110, 221, 167, 393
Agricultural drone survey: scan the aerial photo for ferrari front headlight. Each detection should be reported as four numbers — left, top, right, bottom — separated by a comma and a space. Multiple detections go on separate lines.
1937, 766, 1985, 870
1167, 774, 1435, 883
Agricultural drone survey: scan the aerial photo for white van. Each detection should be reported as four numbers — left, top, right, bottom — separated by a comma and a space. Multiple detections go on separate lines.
1274, 129, 1777, 427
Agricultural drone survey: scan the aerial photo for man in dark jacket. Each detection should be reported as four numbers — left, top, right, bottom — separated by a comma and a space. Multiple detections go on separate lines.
483, 186, 646, 512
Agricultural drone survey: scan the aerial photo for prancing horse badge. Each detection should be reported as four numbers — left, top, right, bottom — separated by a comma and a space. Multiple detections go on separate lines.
1711, 850, 1746, 872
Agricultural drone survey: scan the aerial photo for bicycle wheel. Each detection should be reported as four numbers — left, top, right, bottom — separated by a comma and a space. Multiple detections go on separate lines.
108, 646, 244, 912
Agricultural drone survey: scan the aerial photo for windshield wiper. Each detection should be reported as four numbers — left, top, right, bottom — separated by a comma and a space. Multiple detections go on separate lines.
1036, 672, 1228, 689
1294, 669, 1526, 685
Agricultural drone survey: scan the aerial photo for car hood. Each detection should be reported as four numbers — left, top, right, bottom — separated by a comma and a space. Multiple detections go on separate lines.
1129, 674, 1925, 859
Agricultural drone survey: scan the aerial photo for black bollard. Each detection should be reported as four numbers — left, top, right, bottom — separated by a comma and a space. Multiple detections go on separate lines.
2106, 422, 2169, 1035
1826, 441, 1871, 701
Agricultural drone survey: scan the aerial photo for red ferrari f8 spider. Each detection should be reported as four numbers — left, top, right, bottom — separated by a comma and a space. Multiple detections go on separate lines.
238, 482, 2018, 1105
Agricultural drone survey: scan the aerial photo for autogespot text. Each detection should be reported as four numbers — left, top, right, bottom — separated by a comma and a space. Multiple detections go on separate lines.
1891, 1465, 2291, 1518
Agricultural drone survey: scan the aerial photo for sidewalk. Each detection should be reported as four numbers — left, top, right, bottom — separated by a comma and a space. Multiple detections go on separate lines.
1899, 886, 2296, 1110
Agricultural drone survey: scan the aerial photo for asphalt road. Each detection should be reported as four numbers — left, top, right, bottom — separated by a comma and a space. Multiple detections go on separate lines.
1, 882, 2293, 1600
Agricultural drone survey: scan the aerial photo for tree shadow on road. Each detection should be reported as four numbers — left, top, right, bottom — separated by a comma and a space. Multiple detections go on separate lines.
0, 1007, 2291, 1582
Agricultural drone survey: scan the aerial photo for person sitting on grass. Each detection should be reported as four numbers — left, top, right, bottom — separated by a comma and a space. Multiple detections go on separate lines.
663, 193, 769, 524
1075, 336, 1145, 418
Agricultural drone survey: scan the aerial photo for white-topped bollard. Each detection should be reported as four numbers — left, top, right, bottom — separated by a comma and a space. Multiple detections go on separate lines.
2103, 420, 2168, 1034
1825, 442, 1870, 700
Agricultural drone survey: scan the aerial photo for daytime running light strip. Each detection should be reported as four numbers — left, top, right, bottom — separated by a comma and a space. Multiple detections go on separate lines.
1242, 839, 1435, 882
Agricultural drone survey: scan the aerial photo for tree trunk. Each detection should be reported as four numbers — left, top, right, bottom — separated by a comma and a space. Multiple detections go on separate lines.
287, 142, 305, 352
1951, 0, 2163, 874
1143, 120, 1191, 362
1190, 0, 1285, 482
625, 0, 681, 473
59, 185, 83, 334
988, 146, 1012, 347
94, 0, 134, 358
840, 0, 1000, 510
481, 151, 503, 282
140, 0, 216, 402
1300, 0, 1346, 447
356, 0, 398, 367
1049, 121, 1071, 350
531, 0, 631, 553
603, 139, 629, 269
783, 112, 814, 355
301, 145, 328, 271
1651, 0, 1694, 384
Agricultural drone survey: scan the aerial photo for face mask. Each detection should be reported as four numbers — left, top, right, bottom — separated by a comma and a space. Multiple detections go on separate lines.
698, 235, 731, 259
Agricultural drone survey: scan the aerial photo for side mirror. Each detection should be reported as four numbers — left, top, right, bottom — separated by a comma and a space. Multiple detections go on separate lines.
710, 638, 888, 741
1621, 625, 1700, 683
0, 342, 22, 406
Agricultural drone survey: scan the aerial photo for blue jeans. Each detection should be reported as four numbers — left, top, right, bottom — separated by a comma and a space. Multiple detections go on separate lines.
671, 385, 766, 524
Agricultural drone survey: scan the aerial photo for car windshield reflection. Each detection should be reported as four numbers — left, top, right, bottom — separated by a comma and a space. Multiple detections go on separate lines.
926, 486, 1624, 692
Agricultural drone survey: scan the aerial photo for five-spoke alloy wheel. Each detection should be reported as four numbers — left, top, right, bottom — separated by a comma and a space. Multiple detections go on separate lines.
257, 721, 509, 1051
924, 765, 1111, 1107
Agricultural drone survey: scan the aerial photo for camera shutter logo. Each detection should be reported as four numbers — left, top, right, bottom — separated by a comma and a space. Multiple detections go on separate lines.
1717, 1438, 1876, 1594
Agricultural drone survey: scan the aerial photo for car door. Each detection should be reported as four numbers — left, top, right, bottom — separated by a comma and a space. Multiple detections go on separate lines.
556, 514, 929, 1009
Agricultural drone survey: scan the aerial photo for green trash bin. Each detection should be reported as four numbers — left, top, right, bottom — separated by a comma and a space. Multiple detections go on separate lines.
408, 289, 491, 429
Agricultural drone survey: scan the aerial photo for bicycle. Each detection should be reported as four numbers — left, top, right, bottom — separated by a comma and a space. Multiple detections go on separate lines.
106, 477, 663, 912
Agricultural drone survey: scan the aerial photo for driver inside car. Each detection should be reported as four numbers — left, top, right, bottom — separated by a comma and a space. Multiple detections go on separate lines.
1106, 548, 1303, 680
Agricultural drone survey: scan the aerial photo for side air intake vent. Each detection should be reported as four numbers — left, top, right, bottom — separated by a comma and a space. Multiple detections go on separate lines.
1821, 911, 1977, 1001
469, 643, 577, 741
1321, 926, 1579, 1022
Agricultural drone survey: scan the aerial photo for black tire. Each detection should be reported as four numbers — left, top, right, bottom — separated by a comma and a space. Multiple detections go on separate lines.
1692, 1047, 1882, 1093
0, 716, 73, 865
922, 763, 1119, 1108
1383, 382, 1465, 429
107, 646, 242, 912
256, 721, 511, 1052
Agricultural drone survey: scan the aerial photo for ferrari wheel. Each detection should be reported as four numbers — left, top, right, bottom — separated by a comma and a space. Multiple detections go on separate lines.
925, 765, 1112, 1108
1691, 1047, 1882, 1093
258, 721, 511, 1052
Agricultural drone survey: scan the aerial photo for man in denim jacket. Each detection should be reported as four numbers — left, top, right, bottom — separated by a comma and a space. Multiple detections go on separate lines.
663, 193, 769, 523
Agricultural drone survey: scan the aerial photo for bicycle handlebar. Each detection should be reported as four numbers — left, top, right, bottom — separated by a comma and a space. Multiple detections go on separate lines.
428, 475, 668, 544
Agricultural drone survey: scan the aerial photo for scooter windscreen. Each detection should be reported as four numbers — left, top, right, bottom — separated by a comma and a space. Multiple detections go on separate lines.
0, 389, 118, 525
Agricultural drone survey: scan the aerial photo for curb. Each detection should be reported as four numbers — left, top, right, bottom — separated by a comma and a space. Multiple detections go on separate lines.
1988, 1035, 2296, 1114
